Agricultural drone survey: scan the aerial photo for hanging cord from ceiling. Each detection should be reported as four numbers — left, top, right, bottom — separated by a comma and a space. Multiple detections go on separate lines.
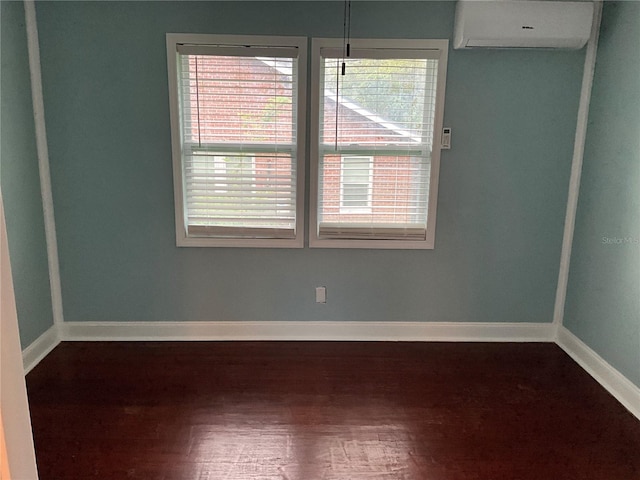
336, 0, 352, 150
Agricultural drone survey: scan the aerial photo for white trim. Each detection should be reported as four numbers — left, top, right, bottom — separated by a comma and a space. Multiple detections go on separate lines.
24, 0, 65, 327
61, 321, 553, 342
552, 1, 603, 336
22, 325, 60, 375
557, 326, 640, 421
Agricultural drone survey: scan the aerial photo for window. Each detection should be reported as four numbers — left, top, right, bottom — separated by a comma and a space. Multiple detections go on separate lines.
310, 39, 448, 249
340, 156, 373, 213
167, 34, 307, 247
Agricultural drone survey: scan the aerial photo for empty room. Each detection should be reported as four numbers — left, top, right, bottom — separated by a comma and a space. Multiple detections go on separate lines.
1, 0, 638, 478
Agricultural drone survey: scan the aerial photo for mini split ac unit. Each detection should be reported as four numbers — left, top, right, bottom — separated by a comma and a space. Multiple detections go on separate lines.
454, 1, 595, 49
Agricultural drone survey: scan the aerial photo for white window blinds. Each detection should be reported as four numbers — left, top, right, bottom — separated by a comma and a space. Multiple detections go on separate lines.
313, 41, 447, 246
173, 41, 302, 242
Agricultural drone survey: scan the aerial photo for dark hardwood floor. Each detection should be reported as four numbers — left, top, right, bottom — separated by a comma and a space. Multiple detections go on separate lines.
26, 342, 640, 480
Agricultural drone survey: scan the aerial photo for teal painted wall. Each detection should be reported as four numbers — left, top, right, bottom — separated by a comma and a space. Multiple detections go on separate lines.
36, 1, 584, 324
564, 2, 640, 387
1, 0, 55, 347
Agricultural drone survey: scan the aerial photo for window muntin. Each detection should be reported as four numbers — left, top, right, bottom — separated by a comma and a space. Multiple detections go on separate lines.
310, 39, 448, 249
167, 35, 306, 247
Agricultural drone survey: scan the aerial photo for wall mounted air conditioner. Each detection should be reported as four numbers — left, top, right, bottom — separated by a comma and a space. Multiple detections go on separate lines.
454, 1, 594, 50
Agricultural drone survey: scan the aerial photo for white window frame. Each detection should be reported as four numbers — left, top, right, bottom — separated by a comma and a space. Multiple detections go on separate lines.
309, 38, 448, 250
340, 155, 373, 214
166, 34, 307, 248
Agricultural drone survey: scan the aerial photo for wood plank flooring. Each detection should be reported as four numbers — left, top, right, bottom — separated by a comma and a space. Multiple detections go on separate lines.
26, 342, 640, 480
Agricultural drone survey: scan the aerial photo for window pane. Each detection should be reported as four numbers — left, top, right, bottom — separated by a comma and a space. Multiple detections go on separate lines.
343, 184, 370, 207
181, 55, 295, 145
175, 46, 300, 241
320, 154, 429, 225
185, 151, 295, 230
316, 47, 441, 242
342, 156, 371, 184
340, 156, 373, 212
322, 58, 438, 147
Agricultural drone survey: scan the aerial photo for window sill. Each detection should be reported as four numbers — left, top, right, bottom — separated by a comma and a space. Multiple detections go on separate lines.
309, 237, 434, 250
176, 235, 304, 249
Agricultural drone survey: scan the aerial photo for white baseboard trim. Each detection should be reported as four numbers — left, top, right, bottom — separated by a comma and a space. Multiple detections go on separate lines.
557, 326, 640, 421
28, 322, 640, 421
22, 325, 60, 375
60, 320, 554, 342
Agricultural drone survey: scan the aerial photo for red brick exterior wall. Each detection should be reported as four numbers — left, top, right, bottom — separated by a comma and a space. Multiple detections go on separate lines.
320, 154, 420, 224
321, 102, 422, 223
187, 56, 293, 144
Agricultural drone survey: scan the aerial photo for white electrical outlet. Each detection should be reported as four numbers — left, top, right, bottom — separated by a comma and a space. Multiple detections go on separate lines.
441, 127, 452, 149
315, 286, 326, 304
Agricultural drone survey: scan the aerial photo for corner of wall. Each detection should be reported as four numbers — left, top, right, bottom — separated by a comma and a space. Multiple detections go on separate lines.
551, 1, 603, 336
557, 326, 640, 421
22, 324, 60, 375
24, 0, 65, 328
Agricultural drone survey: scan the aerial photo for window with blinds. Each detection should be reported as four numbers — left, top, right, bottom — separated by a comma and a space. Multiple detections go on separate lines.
167, 35, 307, 247
310, 39, 449, 249
340, 156, 373, 213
